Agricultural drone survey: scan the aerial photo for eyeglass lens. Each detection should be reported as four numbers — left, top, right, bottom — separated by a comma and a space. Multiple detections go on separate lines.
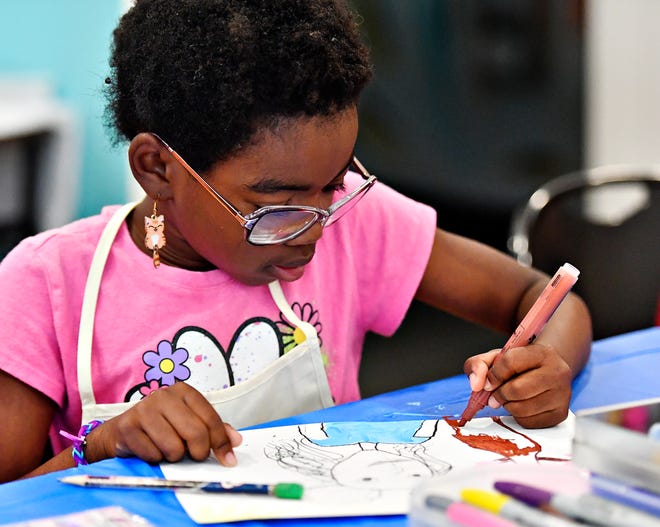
246, 162, 373, 244
247, 209, 320, 244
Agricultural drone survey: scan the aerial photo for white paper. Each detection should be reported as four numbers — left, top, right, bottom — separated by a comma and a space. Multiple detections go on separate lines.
161, 415, 574, 523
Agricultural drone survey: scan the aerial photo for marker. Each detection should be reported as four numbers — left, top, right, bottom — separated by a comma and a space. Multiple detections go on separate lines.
458, 263, 579, 425
494, 480, 660, 527
589, 472, 660, 518
59, 475, 304, 499
461, 488, 580, 527
425, 494, 521, 527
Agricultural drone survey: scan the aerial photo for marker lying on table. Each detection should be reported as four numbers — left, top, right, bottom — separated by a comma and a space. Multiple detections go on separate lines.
589, 472, 660, 518
457, 263, 580, 426
59, 475, 304, 499
461, 488, 580, 527
425, 494, 520, 527
494, 481, 660, 527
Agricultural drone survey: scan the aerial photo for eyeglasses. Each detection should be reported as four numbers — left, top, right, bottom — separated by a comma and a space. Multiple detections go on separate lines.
153, 134, 377, 245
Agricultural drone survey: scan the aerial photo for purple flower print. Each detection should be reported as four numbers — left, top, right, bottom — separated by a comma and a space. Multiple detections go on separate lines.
143, 340, 190, 386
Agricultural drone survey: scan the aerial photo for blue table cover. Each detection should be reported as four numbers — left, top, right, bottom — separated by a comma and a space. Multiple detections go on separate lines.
1, 327, 658, 526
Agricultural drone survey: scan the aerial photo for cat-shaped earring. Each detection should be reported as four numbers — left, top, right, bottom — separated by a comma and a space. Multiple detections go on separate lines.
144, 199, 166, 268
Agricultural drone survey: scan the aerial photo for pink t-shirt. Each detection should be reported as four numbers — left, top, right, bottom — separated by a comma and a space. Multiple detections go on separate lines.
0, 177, 436, 452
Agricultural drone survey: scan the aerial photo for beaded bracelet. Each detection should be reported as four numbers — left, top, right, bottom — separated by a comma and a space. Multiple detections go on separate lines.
59, 419, 104, 466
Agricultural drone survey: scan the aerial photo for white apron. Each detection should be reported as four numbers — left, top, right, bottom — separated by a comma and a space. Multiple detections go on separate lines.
77, 202, 333, 429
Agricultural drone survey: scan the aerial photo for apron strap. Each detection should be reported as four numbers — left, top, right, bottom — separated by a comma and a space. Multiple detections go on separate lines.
77, 202, 139, 409
78, 205, 320, 411
268, 280, 318, 341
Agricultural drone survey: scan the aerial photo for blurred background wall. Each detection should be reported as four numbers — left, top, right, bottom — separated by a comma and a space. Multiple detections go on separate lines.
349, 0, 660, 395
351, 0, 584, 253
1, 0, 659, 394
0, 0, 125, 252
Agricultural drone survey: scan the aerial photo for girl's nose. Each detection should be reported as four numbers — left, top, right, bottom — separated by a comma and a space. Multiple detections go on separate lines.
284, 220, 324, 246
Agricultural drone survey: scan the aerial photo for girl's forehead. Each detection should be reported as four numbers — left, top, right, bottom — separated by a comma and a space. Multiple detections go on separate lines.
215, 111, 358, 186
254, 110, 358, 153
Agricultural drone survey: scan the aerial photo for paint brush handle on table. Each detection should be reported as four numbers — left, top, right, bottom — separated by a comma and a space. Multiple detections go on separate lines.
59, 475, 304, 499
458, 263, 580, 426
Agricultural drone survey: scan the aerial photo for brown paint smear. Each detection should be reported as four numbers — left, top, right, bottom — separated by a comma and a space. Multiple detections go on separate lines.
445, 417, 567, 462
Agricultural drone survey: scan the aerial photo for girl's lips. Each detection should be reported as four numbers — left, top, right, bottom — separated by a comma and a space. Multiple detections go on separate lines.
271, 264, 307, 282
269, 251, 314, 282
271, 265, 305, 282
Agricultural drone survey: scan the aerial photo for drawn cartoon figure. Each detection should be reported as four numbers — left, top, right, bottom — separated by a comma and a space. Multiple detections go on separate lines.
264, 421, 452, 495
161, 417, 574, 523
261, 417, 570, 499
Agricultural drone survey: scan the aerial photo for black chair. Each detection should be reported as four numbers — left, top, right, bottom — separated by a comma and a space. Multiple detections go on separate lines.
508, 166, 660, 339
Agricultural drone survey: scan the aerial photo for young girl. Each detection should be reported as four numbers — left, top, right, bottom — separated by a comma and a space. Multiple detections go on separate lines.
0, 0, 591, 483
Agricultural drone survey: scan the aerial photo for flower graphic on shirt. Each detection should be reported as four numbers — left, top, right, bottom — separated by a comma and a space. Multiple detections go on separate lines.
143, 340, 191, 386
276, 301, 323, 354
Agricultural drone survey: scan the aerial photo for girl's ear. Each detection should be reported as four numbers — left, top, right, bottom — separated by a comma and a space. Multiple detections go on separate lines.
128, 132, 175, 200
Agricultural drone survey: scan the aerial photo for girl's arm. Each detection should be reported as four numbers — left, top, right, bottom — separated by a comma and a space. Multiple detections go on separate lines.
415, 228, 592, 428
0, 370, 242, 482
0, 370, 67, 482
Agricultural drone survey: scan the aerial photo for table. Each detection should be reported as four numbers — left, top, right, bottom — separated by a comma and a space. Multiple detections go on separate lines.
1, 327, 658, 526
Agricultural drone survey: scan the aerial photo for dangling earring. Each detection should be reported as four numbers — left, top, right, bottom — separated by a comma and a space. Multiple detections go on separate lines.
144, 198, 166, 268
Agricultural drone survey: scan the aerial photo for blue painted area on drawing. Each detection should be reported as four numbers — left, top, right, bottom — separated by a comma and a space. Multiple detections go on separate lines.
310, 421, 429, 446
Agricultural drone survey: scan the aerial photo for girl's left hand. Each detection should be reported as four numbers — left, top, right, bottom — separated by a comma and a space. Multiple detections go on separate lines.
463, 343, 573, 428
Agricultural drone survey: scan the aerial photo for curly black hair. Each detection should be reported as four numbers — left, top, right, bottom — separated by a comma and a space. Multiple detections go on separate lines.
105, 0, 372, 173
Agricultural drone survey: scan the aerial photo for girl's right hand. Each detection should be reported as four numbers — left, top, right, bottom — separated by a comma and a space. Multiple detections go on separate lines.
87, 382, 242, 466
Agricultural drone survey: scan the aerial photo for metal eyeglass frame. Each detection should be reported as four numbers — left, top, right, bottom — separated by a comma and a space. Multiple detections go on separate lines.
152, 133, 377, 245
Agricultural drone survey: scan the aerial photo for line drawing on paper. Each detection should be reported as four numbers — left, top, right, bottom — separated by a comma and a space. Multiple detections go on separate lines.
162, 416, 574, 522
263, 417, 570, 494
264, 420, 451, 493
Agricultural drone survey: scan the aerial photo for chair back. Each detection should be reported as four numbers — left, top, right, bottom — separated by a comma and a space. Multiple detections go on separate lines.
508, 166, 660, 339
